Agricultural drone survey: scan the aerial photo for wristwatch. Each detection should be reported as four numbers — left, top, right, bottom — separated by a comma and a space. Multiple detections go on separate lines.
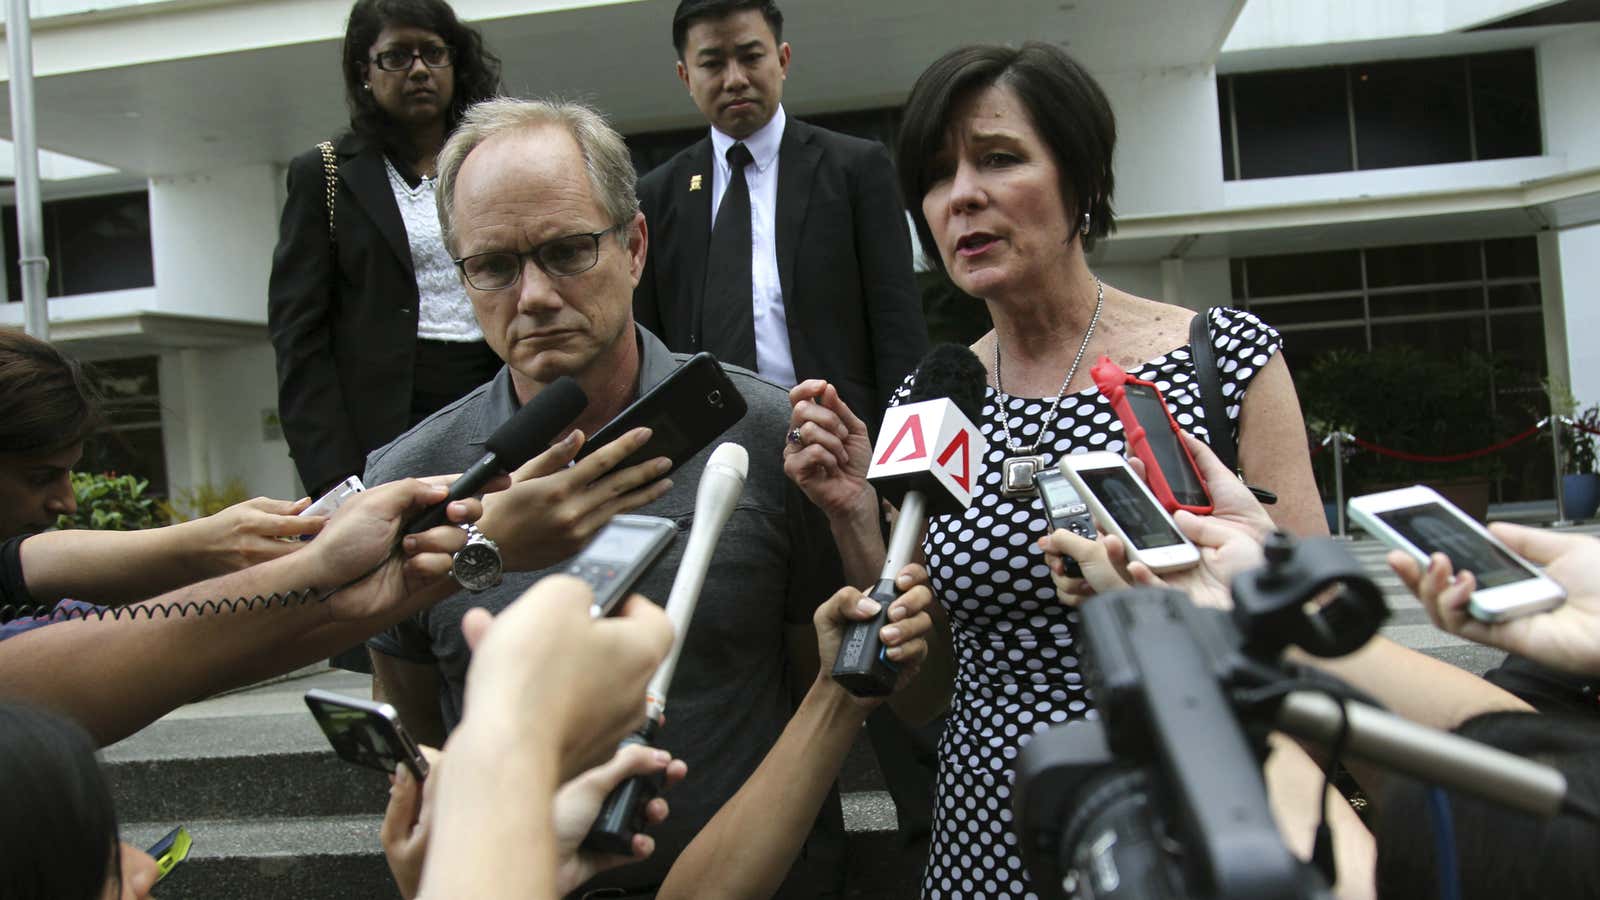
450, 523, 503, 592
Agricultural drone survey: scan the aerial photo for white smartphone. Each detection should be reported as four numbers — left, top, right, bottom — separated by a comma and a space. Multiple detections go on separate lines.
1347, 485, 1565, 622
1058, 451, 1201, 574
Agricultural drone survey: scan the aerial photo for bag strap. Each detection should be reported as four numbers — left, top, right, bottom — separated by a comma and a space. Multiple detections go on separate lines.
1188, 308, 1238, 473
316, 141, 338, 245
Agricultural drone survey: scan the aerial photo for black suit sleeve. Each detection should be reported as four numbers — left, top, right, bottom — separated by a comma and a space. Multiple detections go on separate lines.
632, 171, 665, 337
268, 152, 365, 494
851, 142, 929, 413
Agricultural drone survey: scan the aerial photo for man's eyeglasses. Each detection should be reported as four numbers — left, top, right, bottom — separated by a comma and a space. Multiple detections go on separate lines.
454, 225, 624, 291
370, 44, 454, 72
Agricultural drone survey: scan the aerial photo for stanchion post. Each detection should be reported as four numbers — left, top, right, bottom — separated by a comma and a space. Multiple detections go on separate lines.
1552, 415, 1572, 527
1332, 431, 1348, 538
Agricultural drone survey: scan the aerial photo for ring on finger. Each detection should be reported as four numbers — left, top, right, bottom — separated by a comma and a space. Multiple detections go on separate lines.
787, 427, 804, 447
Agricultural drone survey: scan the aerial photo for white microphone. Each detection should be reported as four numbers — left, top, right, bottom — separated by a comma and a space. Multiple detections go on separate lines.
833, 345, 989, 697
645, 441, 749, 723
582, 441, 748, 855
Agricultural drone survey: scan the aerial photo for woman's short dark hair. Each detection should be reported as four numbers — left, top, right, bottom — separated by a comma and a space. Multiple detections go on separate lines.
897, 42, 1117, 266
0, 703, 122, 900
0, 331, 100, 456
341, 0, 503, 156
1375, 711, 1600, 899
671, 0, 784, 58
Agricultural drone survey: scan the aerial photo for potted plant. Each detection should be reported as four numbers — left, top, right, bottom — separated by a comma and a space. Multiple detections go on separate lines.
1563, 404, 1600, 520
1540, 379, 1600, 521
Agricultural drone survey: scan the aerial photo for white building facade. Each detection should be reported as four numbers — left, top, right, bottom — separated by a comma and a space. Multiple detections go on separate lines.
2, 0, 1596, 505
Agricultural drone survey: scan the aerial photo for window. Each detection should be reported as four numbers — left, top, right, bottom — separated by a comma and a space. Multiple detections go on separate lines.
2, 191, 155, 301
1231, 66, 1352, 179
1220, 50, 1540, 180
1234, 237, 1547, 501
79, 356, 169, 497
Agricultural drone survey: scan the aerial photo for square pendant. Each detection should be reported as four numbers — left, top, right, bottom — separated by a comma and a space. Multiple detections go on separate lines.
1002, 455, 1046, 497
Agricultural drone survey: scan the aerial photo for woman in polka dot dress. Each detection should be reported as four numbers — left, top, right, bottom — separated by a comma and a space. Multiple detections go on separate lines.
782, 44, 1327, 899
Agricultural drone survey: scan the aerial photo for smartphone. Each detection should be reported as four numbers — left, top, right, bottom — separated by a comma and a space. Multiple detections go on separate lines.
556, 514, 678, 617
1035, 469, 1096, 578
574, 352, 747, 475
146, 825, 192, 885
299, 476, 365, 539
304, 689, 430, 782
1347, 485, 1565, 622
1058, 452, 1201, 574
1091, 357, 1212, 514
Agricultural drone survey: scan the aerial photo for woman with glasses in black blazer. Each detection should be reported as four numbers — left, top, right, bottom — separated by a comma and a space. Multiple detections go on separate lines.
269, 0, 503, 504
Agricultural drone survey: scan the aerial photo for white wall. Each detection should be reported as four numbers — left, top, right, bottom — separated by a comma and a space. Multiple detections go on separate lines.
1538, 27, 1600, 171
1096, 257, 1232, 312
148, 164, 280, 324
1552, 223, 1600, 411
1102, 65, 1226, 218
160, 341, 300, 504
1222, 0, 1547, 52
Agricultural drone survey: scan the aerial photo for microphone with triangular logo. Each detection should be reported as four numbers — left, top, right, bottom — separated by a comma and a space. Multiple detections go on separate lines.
832, 344, 988, 697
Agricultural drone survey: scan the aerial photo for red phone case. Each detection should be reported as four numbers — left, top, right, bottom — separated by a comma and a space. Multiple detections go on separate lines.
1089, 356, 1213, 515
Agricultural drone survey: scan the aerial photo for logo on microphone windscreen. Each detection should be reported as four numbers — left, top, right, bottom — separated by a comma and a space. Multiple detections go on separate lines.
869, 399, 987, 510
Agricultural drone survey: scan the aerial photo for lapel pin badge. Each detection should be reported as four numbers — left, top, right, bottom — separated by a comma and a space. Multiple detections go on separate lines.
690, 174, 703, 192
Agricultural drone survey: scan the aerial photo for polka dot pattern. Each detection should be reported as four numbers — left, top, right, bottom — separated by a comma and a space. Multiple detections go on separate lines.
914, 308, 1280, 899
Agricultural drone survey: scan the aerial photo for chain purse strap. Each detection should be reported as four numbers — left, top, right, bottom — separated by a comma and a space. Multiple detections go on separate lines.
316, 141, 338, 245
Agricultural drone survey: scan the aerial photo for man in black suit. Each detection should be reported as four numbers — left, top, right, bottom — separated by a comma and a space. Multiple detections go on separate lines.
633, 0, 928, 435
636, 0, 938, 850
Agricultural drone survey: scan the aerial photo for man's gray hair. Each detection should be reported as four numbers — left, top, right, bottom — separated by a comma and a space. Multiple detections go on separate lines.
435, 97, 641, 255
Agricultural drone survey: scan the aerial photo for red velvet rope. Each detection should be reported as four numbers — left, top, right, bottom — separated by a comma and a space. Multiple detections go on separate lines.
1568, 420, 1600, 437
1346, 424, 1542, 463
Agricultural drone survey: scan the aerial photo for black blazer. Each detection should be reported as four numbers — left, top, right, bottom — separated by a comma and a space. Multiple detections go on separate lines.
268, 133, 424, 495
633, 118, 928, 432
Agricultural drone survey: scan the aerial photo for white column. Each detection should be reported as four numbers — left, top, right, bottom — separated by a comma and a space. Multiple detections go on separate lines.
1554, 223, 1600, 410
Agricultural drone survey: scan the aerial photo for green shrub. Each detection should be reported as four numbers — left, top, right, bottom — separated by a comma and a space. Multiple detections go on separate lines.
1298, 347, 1510, 490
57, 472, 174, 531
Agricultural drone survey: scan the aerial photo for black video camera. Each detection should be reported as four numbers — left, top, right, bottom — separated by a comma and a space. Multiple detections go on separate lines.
1013, 535, 1389, 900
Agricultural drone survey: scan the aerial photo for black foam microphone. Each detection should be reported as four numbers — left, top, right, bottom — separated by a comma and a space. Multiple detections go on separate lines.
403, 376, 588, 534
833, 344, 989, 696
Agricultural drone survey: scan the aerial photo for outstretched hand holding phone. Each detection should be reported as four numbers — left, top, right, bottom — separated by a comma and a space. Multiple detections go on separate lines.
1393, 523, 1600, 678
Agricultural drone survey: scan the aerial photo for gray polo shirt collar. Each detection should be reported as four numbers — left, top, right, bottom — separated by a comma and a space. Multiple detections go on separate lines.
467, 326, 677, 445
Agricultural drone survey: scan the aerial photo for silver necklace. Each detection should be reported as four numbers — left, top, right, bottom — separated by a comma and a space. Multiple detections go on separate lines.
994, 276, 1104, 496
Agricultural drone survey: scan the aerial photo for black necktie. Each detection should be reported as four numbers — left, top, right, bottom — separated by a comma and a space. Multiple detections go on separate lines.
701, 142, 757, 370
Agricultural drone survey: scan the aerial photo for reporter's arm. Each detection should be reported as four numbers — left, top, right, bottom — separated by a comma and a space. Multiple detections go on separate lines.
1293, 636, 1530, 736
372, 652, 448, 749
421, 720, 562, 900
17, 497, 323, 607
659, 674, 867, 900
0, 481, 473, 746
661, 574, 933, 900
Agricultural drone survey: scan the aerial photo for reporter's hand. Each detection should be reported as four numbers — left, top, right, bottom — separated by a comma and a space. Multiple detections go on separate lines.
114, 841, 159, 900
551, 742, 687, 894
303, 477, 494, 624
1039, 529, 1133, 600
186, 495, 325, 575
381, 746, 442, 900
783, 380, 875, 521
1394, 524, 1600, 677
478, 428, 674, 572
1181, 432, 1275, 542
813, 563, 934, 705
458, 577, 673, 781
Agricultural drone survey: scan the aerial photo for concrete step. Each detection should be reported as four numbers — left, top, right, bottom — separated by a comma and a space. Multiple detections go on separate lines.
118, 815, 400, 900
104, 668, 920, 899
102, 670, 387, 823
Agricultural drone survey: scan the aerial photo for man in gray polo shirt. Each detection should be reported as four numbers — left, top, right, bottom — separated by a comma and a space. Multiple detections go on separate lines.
364, 97, 844, 898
